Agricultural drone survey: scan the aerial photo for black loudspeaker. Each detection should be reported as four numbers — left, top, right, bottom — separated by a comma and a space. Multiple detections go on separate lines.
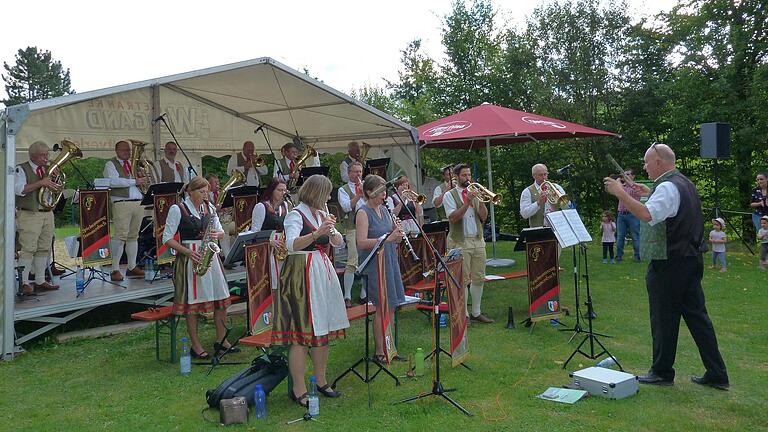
700, 122, 731, 159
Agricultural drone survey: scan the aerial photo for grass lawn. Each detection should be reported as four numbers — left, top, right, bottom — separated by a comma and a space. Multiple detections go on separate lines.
1, 240, 765, 431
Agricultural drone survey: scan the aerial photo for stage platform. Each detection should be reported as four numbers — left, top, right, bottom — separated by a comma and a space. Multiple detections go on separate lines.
12, 266, 247, 346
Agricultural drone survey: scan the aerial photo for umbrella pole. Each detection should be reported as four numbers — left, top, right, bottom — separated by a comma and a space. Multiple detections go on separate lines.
485, 138, 513, 267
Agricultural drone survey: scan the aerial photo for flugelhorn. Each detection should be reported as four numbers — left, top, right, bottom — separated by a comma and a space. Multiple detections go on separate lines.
39, 139, 82, 210
467, 182, 502, 205
540, 181, 569, 207
252, 155, 265, 167
401, 189, 427, 205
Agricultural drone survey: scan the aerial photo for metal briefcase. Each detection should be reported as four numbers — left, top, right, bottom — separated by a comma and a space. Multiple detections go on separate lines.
219, 396, 248, 425
570, 367, 639, 400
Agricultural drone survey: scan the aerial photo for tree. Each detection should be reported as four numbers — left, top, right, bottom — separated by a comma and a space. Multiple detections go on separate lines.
2, 46, 74, 107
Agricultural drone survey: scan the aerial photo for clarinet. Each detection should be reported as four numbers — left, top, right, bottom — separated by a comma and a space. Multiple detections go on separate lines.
384, 205, 420, 262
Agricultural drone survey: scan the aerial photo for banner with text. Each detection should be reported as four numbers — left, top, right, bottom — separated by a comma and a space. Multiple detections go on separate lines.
446, 257, 469, 367
153, 193, 179, 264
525, 239, 561, 321
245, 242, 273, 335
79, 190, 111, 266
233, 194, 259, 234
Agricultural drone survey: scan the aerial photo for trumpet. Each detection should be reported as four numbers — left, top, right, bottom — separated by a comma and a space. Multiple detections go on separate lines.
540, 181, 570, 207
466, 182, 502, 205
401, 189, 427, 205
250, 155, 265, 167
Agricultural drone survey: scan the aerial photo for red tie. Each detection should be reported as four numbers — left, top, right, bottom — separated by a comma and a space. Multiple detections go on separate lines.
354, 182, 361, 195
461, 189, 468, 204
175, 162, 182, 175
213, 191, 219, 203
289, 160, 295, 172
36, 166, 44, 178
123, 160, 131, 176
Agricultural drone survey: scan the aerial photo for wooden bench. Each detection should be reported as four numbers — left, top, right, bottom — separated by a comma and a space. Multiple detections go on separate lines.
131, 295, 241, 362
404, 270, 527, 298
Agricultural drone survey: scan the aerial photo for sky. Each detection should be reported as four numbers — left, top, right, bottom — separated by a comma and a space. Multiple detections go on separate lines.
1, 0, 672, 101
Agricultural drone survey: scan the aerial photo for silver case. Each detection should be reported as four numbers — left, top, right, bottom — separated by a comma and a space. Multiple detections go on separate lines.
570, 366, 639, 399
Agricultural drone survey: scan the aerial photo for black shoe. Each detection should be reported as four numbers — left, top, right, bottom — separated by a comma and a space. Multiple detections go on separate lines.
289, 390, 309, 408
317, 384, 342, 398
191, 348, 210, 360
358, 297, 368, 305
637, 372, 674, 386
691, 375, 729, 391
213, 342, 241, 354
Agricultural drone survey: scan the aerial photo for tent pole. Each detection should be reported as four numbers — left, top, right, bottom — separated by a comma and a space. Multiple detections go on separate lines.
485, 137, 514, 267
3, 131, 17, 360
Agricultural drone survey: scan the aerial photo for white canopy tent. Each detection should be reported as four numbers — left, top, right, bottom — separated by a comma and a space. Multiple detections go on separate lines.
1, 57, 420, 360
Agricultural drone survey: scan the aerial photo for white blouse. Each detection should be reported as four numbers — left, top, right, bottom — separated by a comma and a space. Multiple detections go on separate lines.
162, 197, 222, 244
250, 201, 287, 232
284, 202, 344, 252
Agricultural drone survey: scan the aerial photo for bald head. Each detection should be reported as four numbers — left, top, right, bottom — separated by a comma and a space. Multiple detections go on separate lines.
643, 143, 676, 180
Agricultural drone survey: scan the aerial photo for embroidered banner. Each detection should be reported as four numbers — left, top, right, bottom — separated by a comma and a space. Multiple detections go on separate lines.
377, 249, 397, 364
153, 192, 179, 264
525, 239, 561, 321
233, 194, 259, 234
79, 190, 111, 266
445, 257, 469, 367
245, 242, 272, 335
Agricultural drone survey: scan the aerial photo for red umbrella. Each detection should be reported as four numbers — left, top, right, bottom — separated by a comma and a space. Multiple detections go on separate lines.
417, 104, 619, 265
418, 103, 619, 148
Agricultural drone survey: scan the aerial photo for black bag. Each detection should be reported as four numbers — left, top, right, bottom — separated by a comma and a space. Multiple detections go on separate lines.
205, 354, 288, 407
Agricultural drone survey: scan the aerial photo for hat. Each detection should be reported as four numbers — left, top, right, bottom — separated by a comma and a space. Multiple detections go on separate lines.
761, 215, 768, 223
712, 217, 725, 228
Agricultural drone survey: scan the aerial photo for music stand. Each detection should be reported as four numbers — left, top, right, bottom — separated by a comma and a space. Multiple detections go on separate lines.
67, 236, 124, 295
296, 167, 329, 189
422, 220, 449, 235
220, 186, 261, 209
365, 158, 390, 179
513, 227, 563, 330
223, 230, 272, 267
140, 182, 183, 206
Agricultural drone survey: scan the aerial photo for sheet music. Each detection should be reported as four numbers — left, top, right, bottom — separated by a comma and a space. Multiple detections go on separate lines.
545, 211, 580, 247
355, 233, 388, 276
562, 209, 592, 242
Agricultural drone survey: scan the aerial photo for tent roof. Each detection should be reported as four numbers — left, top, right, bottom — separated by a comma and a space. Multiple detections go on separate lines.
7, 57, 417, 153
417, 104, 619, 149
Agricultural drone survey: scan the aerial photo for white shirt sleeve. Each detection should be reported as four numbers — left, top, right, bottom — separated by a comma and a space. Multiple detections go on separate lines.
284, 210, 302, 252
250, 202, 267, 232
104, 160, 137, 188
443, 190, 458, 217
227, 153, 242, 176
645, 182, 680, 226
162, 204, 181, 244
519, 186, 540, 219
14, 165, 27, 196
340, 161, 350, 183
181, 164, 190, 183
338, 186, 353, 213
432, 185, 443, 207
209, 202, 223, 231
255, 164, 268, 176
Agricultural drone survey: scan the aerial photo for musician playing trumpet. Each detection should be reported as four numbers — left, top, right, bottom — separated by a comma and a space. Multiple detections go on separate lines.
162, 176, 234, 360
340, 141, 361, 183
273, 142, 301, 184
432, 165, 455, 220
386, 175, 423, 237
443, 163, 493, 324
338, 162, 366, 307
519, 163, 568, 228
228, 140, 268, 187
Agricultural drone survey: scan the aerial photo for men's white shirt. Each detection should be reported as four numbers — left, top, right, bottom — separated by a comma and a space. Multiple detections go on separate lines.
645, 171, 681, 226
339, 156, 360, 183
162, 197, 222, 244
273, 158, 293, 183
519, 181, 566, 226
421, 178, 441, 210
104, 158, 144, 201
14, 160, 43, 196
154, 157, 189, 183
338, 181, 365, 214
227, 152, 268, 187
443, 186, 480, 237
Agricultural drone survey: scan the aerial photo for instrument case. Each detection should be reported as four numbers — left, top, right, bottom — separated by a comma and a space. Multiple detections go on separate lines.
569, 367, 639, 400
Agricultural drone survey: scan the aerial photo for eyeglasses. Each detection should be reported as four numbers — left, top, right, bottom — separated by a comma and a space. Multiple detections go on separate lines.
650, 142, 662, 157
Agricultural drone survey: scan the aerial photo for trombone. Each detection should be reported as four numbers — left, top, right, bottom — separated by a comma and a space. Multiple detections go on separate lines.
466, 182, 502, 205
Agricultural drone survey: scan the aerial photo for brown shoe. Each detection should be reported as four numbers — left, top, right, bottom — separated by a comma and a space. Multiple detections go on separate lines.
126, 267, 145, 278
110, 270, 124, 281
50, 265, 66, 276
21, 284, 34, 295
33, 281, 60, 291
470, 313, 494, 324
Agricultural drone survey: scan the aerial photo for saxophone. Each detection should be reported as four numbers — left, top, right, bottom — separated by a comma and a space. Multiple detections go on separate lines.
193, 201, 221, 276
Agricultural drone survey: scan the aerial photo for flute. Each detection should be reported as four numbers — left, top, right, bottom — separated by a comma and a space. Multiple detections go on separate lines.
384, 205, 420, 262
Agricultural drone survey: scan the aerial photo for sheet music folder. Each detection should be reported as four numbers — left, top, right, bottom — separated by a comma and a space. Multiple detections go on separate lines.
221, 186, 261, 209
545, 209, 592, 248
140, 182, 183, 206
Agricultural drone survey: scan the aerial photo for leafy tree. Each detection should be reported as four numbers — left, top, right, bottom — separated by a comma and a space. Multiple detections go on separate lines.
2, 47, 74, 107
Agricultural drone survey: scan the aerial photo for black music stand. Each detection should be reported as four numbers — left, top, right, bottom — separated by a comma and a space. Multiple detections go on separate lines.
67, 236, 124, 294
223, 230, 272, 267
296, 167, 329, 189
333, 234, 400, 407
140, 182, 183, 206
365, 157, 390, 179
220, 186, 261, 211
513, 227, 564, 330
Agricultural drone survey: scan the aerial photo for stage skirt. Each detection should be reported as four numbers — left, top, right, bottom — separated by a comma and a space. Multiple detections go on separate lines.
272, 250, 349, 347
172, 240, 231, 316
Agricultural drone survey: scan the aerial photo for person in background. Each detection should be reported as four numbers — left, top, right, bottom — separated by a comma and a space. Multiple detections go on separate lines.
420, 168, 441, 223
273, 142, 301, 184
604, 142, 729, 390
154, 141, 189, 184
340, 141, 361, 183
227, 140, 268, 187
432, 165, 454, 221
337, 162, 366, 307
520, 163, 568, 228
749, 171, 768, 232
386, 175, 423, 236
601, 211, 616, 264
709, 218, 727, 272
757, 215, 768, 271
615, 168, 642, 262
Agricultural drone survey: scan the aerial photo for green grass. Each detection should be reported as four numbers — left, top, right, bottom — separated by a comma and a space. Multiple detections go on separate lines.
1, 241, 766, 431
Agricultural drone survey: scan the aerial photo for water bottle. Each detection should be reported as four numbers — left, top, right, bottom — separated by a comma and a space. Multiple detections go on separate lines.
75, 265, 85, 295
307, 375, 320, 417
144, 257, 154, 282
253, 383, 267, 419
596, 356, 617, 368
439, 313, 447, 328
414, 347, 424, 377
180, 337, 192, 376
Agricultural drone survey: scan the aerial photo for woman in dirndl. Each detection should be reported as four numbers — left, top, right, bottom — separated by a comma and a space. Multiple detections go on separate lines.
250, 177, 290, 289
272, 174, 349, 407
357, 175, 407, 362
163, 176, 234, 360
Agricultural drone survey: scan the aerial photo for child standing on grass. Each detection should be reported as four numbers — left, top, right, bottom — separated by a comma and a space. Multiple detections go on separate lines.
601, 211, 616, 264
758, 215, 768, 271
710, 217, 727, 272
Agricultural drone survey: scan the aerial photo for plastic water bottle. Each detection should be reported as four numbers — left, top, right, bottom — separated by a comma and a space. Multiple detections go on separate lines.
180, 337, 192, 376
253, 383, 267, 419
596, 356, 617, 368
75, 265, 85, 295
414, 347, 424, 377
439, 313, 447, 328
144, 257, 154, 282
307, 375, 320, 417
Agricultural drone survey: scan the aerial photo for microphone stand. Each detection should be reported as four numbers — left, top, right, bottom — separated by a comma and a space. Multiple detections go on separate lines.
255, 126, 286, 179
156, 116, 198, 178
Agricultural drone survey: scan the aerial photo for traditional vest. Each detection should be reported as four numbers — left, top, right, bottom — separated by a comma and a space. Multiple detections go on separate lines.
276, 158, 291, 177
177, 202, 211, 241
158, 159, 182, 183
344, 155, 356, 165
295, 210, 330, 253
447, 188, 483, 245
527, 184, 546, 227
640, 169, 704, 260
109, 158, 132, 198
340, 183, 358, 230
16, 162, 44, 211
398, 200, 417, 221
262, 202, 286, 231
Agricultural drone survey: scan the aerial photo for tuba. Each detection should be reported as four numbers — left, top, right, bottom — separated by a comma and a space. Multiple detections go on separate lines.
193, 201, 221, 276
216, 169, 245, 207
359, 142, 371, 161
541, 181, 570, 207
128, 139, 157, 194
288, 144, 318, 189
39, 139, 83, 211
467, 182, 502, 205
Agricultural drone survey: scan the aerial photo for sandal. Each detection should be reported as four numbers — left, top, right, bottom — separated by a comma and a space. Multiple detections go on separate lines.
317, 384, 342, 398
213, 342, 241, 354
374, 354, 388, 364
289, 390, 309, 408
191, 348, 210, 360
